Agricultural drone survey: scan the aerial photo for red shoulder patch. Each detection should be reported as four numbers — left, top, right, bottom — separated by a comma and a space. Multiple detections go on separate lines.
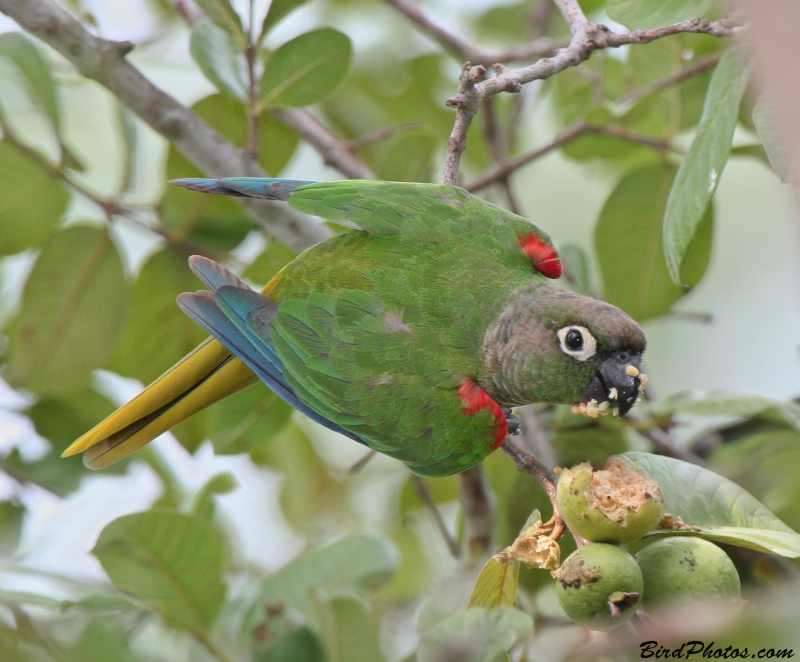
458, 377, 508, 449
518, 233, 562, 279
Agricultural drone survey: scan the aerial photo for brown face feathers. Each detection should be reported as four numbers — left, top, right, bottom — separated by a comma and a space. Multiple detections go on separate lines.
479, 284, 646, 408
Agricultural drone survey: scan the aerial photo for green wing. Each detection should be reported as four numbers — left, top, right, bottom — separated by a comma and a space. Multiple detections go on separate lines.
262, 181, 557, 475
270, 288, 505, 476
288, 180, 556, 269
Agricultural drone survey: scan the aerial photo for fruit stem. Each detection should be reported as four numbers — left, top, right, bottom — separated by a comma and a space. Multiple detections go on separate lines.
502, 439, 588, 547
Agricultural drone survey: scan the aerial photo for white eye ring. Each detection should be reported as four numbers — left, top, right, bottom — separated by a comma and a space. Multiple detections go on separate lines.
557, 325, 597, 361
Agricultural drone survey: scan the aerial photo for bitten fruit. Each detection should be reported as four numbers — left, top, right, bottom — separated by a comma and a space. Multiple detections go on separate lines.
557, 458, 663, 544
555, 543, 643, 631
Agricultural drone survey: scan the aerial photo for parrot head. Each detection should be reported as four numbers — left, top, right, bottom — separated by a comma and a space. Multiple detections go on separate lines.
482, 284, 647, 417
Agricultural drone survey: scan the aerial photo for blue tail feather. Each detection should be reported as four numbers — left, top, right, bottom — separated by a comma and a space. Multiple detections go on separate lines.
177, 258, 366, 445
214, 286, 283, 373
170, 178, 316, 201
188, 255, 250, 292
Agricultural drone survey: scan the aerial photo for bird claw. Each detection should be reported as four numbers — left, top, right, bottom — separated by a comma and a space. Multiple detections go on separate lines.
502, 408, 521, 436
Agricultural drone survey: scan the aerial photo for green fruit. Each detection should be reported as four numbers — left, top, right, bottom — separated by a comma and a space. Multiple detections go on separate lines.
635, 537, 741, 612
555, 543, 643, 631
557, 458, 663, 544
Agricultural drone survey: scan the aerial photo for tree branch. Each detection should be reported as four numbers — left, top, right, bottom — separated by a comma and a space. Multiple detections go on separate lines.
502, 439, 588, 547
411, 475, 461, 559
383, 0, 566, 67
457, 464, 493, 557
466, 121, 590, 191
0, 0, 332, 253
443, 10, 738, 183
346, 122, 422, 151
617, 51, 723, 108
271, 108, 377, 180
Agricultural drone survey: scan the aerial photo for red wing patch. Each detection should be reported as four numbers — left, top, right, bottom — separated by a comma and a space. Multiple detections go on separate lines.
458, 377, 508, 449
518, 233, 562, 279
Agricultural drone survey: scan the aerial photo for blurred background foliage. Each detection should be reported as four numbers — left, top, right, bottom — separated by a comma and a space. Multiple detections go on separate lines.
0, 0, 798, 660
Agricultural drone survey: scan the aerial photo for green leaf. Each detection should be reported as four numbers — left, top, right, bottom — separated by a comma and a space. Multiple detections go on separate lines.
5, 226, 128, 397
107, 247, 208, 386
92, 510, 227, 632
15, 386, 124, 495
376, 130, 436, 182
160, 95, 298, 250
323, 596, 386, 662
244, 240, 296, 284
752, 95, 791, 183
190, 18, 248, 101
620, 452, 800, 557
663, 47, 750, 286
253, 625, 325, 662
207, 381, 293, 455
559, 244, 592, 297
607, 0, 712, 29
116, 104, 138, 193
260, 0, 311, 41
552, 415, 627, 467
247, 534, 396, 627
26, 386, 117, 450
0, 501, 24, 557
0, 141, 69, 257
260, 29, 352, 109
467, 558, 519, 610
644, 390, 800, 429
193, 0, 246, 48
730, 143, 771, 169
191, 471, 237, 518
62, 620, 136, 662
596, 163, 713, 321
417, 607, 532, 662
0, 32, 60, 134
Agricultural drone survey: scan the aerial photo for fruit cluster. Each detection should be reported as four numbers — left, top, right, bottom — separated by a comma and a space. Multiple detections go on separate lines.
553, 459, 741, 631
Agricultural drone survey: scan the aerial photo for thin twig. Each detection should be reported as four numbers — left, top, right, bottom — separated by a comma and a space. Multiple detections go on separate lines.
271, 108, 377, 180
411, 475, 461, 559
245, 0, 260, 159
441, 0, 739, 184
348, 450, 376, 474
502, 439, 588, 547
467, 46, 720, 192
0, 0, 332, 253
346, 122, 423, 150
457, 465, 494, 557
481, 95, 521, 213
443, 63, 488, 186
466, 121, 589, 191
383, 0, 566, 66
628, 415, 710, 467
588, 124, 673, 151
618, 51, 723, 108
0, 460, 65, 498
167, 0, 203, 25
0, 119, 225, 259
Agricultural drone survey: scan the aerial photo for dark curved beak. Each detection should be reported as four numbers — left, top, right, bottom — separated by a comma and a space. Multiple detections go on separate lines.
579, 352, 642, 417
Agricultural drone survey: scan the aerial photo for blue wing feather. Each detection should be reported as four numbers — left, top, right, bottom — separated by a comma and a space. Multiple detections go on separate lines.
177, 263, 366, 445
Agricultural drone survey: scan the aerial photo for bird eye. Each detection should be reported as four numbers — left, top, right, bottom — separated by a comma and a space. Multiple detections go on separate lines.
557, 325, 597, 361
566, 329, 583, 350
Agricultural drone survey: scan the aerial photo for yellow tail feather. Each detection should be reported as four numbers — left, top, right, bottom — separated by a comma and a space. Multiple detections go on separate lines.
62, 337, 258, 469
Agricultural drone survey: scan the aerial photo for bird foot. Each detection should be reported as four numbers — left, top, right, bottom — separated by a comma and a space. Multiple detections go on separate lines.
502, 408, 521, 436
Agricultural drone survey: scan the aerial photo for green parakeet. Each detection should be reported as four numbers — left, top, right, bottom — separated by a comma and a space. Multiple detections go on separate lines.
64, 179, 646, 476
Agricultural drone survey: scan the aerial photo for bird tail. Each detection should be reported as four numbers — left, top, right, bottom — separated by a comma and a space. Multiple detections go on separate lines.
169, 178, 316, 200
177, 258, 363, 443
61, 255, 267, 469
